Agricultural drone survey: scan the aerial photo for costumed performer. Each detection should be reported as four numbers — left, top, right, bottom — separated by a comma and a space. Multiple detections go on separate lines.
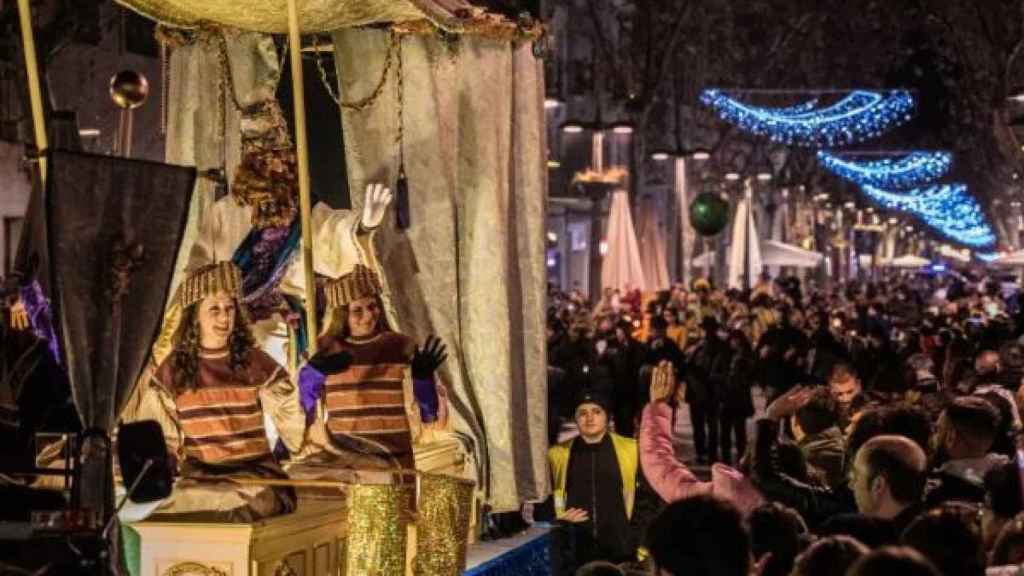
149, 99, 394, 370
288, 264, 448, 480
130, 261, 305, 521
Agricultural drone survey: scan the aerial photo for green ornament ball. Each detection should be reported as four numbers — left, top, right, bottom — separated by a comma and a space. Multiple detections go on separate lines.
689, 192, 729, 236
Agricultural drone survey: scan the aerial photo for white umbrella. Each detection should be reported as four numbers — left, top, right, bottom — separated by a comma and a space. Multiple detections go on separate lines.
602, 189, 648, 293
938, 245, 970, 263
887, 254, 930, 269
760, 240, 824, 268
992, 250, 1024, 267
693, 240, 823, 269
637, 196, 671, 291
727, 183, 763, 288
692, 249, 715, 268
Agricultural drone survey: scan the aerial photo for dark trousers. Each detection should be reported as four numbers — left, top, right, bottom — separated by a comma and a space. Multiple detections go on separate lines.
719, 412, 748, 463
688, 401, 719, 461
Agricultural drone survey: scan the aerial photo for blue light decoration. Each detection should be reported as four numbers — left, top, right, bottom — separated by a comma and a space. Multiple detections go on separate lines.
975, 252, 1000, 263
817, 151, 953, 190
699, 89, 915, 147
859, 183, 996, 247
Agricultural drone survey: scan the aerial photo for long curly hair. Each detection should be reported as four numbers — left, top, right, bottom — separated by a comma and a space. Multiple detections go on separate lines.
171, 298, 256, 392
231, 147, 298, 229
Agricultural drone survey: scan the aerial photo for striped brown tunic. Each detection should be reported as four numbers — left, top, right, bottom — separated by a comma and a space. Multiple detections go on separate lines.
318, 331, 415, 466
154, 348, 283, 466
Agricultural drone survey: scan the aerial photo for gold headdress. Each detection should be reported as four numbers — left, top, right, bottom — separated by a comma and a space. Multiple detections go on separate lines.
324, 264, 382, 309
180, 262, 243, 309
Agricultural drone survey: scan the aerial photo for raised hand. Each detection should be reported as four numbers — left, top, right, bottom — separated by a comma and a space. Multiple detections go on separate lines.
361, 182, 394, 230
9, 297, 28, 331
764, 385, 816, 420
412, 335, 448, 380
649, 360, 677, 404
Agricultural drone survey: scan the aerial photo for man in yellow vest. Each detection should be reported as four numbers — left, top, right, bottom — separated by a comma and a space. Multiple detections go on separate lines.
548, 392, 638, 571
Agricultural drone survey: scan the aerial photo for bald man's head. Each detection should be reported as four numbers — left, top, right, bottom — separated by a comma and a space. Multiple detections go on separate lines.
975, 350, 1001, 376
850, 435, 927, 516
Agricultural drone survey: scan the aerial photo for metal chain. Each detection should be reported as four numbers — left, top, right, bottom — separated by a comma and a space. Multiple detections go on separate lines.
396, 33, 404, 166
160, 43, 169, 135
312, 31, 398, 111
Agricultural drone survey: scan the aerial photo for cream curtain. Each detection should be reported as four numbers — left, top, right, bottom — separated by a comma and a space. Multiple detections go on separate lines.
164, 30, 282, 301
332, 28, 549, 511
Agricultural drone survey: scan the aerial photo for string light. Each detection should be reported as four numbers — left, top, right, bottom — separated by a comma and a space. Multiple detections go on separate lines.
859, 183, 996, 247
699, 89, 915, 147
817, 151, 953, 190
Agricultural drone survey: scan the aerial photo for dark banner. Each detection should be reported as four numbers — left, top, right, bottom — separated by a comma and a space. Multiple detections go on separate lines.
45, 150, 195, 431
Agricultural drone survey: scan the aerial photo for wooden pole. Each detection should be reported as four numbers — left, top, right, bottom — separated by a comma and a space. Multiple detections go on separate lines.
16, 0, 48, 188
286, 0, 318, 354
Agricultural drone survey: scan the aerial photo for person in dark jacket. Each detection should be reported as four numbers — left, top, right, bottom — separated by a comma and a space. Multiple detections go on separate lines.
757, 306, 810, 402
792, 389, 846, 489
687, 317, 730, 464
925, 396, 1008, 507
720, 329, 755, 465
604, 320, 646, 437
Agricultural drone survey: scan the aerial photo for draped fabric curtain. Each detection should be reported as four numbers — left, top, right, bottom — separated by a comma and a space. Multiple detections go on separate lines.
637, 195, 669, 292
164, 31, 281, 301
47, 149, 195, 522
601, 189, 647, 294
332, 28, 549, 511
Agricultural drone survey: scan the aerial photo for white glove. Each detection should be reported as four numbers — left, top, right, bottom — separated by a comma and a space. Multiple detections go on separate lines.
361, 182, 393, 230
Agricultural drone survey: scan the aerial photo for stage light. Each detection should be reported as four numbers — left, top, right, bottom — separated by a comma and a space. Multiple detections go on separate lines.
817, 150, 952, 189
78, 128, 101, 138
562, 122, 584, 133
756, 172, 772, 182
725, 172, 741, 181
844, 201, 856, 209
650, 151, 671, 161
544, 98, 562, 109
599, 241, 609, 255
692, 149, 711, 161
546, 232, 558, 243
700, 89, 915, 147
547, 160, 561, 168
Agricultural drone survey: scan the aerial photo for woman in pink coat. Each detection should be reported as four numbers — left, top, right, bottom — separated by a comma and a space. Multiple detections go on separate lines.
639, 361, 763, 515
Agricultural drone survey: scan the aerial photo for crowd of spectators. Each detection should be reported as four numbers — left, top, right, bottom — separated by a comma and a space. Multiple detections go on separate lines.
543, 272, 1024, 576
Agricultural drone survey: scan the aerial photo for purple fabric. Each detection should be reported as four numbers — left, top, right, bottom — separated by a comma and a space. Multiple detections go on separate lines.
20, 280, 61, 364
298, 365, 325, 425
414, 377, 439, 423
240, 226, 293, 323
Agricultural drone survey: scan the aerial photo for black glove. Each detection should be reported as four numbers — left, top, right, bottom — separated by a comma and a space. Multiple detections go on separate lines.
412, 335, 448, 379
308, 350, 354, 375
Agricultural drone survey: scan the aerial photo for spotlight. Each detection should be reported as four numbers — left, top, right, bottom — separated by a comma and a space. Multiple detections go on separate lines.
692, 149, 711, 161
650, 150, 671, 161
725, 172, 741, 181
544, 98, 562, 109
